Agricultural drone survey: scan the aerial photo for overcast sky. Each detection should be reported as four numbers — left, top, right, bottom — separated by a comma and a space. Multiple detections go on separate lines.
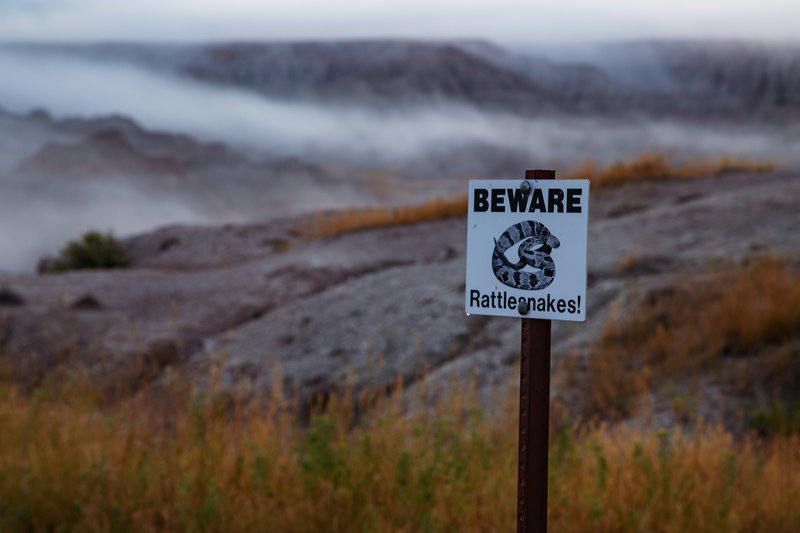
0, 0, 798, 44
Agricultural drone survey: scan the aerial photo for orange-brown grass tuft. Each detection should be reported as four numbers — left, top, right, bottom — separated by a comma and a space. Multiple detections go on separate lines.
303, 194, 468, 239
586, 256, 800, 418
301, 152, 776, 239
1, 369, 800, 532
566, 151, 775, 188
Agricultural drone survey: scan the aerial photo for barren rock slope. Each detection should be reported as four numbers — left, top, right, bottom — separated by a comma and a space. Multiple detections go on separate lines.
0, 170, 798, 419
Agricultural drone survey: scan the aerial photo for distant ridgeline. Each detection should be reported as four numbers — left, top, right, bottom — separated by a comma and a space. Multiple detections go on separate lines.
4, 40, 799, 119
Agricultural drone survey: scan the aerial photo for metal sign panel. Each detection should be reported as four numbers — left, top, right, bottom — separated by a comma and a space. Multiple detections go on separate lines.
465, 179, 590, 321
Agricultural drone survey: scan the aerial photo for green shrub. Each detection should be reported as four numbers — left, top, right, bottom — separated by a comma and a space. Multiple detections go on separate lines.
53, 230, 131, 271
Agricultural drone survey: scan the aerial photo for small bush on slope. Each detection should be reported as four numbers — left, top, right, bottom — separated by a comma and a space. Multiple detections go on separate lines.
52, 230, 131, 271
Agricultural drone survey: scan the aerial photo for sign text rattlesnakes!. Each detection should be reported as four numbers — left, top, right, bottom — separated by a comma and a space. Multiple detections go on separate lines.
465, 180, 590, 322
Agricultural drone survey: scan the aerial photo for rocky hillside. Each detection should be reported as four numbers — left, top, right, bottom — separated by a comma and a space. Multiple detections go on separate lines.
1, 38, 799, 430
1, 168, 798, 429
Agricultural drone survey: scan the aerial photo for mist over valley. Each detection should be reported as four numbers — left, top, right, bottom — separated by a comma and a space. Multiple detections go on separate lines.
1, 39, 798, 271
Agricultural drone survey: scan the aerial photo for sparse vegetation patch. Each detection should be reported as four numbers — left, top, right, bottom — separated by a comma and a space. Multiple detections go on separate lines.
585, 256, 800, 417
566, 151, 775, 188
50, 230, 131, 271
302, 152, 776, 239
303, 194, 468, 238
0, 372, 798, 532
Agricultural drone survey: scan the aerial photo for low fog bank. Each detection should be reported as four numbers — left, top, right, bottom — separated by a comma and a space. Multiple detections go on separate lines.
0, 49, 522, 162
1, 49, 797, 166
1, 45, 798, 272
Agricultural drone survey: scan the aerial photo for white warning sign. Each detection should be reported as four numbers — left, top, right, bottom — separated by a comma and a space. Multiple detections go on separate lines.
465, 179, 590, 321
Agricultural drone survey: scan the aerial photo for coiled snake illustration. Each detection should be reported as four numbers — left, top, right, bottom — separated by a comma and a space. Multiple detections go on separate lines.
492, 220, 560, 290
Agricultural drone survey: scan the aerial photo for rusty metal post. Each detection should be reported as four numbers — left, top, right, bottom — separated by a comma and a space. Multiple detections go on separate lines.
517, 168, 554, 533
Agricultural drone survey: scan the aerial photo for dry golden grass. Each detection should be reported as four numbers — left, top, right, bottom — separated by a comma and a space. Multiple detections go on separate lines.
565, 152, 775, 188
1, 367, 800, 532
586, 256, 800, 418
550, 424, 800, 532
301, 152, 775, 239
303, 194, 468, 239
